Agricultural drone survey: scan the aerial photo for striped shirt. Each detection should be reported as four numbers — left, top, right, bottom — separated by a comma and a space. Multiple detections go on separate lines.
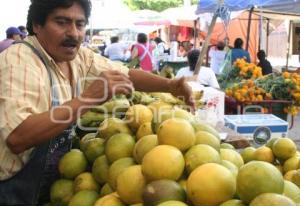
0, 36, 128, 180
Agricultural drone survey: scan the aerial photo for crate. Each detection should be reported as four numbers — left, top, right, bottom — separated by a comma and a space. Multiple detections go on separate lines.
224, 114, 289, 145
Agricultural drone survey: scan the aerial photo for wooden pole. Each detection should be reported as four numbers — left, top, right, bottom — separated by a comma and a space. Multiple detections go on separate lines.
194, 0, 224, 75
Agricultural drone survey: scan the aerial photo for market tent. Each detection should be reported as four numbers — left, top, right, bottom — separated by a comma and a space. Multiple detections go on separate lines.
197, 11, 259, 62
196, 0, 300, 15
89, 0, 134, 29
132, 10, 172, 26
161, 5, 199, 28
195, 0, 300, 62
118, 25, 163, 41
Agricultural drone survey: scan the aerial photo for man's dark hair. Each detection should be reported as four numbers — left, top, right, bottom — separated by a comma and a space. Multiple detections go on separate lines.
110, 36, 119, 43
137, 33, 147, 44
26, 0, 92, 35
216, 41, 225, 50
154, 37, 163, 44
187, 49, 200, 71
18, 25, 26, 32
257, 50, 266, 60
234, 38, 244, 49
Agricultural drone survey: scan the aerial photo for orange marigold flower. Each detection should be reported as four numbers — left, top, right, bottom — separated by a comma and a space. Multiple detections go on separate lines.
282, 71, 290, 79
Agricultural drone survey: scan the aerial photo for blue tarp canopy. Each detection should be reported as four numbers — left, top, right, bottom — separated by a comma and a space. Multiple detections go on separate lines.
196, 0, 300, 15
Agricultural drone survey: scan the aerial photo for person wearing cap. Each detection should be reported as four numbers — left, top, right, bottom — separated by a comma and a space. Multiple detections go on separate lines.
0, 27, 22, 53
208, 41, 226, 75
0, 1, 194, 205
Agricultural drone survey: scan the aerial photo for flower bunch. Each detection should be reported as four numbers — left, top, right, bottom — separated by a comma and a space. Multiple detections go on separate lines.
218, 58, 263, 90
226, 72, 300, 116
225, 79, 271, 103
232, 58, 263, 79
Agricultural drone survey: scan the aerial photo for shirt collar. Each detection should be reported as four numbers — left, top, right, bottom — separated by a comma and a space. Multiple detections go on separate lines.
26, 35, 58, 66
26, 36, 78, 82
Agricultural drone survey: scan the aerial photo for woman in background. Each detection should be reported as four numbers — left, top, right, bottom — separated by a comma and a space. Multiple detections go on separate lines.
131, 33, 154, 72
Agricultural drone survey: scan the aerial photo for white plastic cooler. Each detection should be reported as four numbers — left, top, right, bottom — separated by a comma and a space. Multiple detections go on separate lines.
224, 114, 289, 145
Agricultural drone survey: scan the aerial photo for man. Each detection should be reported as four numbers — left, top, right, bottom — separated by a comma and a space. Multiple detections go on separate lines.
0, 0, 193, 205
208, 41, 226, 75
257, 50, 272, 75
104, 36, 129, 61
176, 49, 220, 89
0, 27, 22, 53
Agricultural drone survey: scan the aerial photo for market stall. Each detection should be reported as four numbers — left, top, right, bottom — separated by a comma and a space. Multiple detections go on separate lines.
4, 1, 300, 206
196, 0, 300, 64
219, 58, 300, 129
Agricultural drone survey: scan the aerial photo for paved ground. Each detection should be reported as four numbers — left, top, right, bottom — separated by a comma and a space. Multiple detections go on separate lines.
288, 112, 300, 147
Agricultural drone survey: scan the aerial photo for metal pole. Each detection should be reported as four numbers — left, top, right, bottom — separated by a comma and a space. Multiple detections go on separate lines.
194, 0, 224, 75
246, 6, 254, 51
266, 18, 270, 56
286, 20, 293, 70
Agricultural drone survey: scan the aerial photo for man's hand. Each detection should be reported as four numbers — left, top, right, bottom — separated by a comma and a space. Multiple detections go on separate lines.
169, 77, 195, 111
80, 70, 133, 105
128, 69, 195, 111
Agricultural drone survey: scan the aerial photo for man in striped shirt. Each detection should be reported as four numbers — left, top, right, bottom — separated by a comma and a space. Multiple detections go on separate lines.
0, 0, 194, 205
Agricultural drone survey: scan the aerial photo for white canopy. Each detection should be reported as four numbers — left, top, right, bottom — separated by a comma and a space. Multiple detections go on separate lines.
161, 5, 199, 28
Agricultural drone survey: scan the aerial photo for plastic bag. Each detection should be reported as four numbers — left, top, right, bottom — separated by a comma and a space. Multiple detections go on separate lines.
219, 49, 232, 75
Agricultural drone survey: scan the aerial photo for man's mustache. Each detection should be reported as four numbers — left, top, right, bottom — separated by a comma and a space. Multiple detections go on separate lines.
61, 38, 80, 47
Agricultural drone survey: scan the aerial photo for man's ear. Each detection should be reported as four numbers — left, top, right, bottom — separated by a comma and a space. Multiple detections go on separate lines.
32, 23, 40, 34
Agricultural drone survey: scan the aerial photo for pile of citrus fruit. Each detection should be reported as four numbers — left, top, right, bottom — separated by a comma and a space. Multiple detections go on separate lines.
45, 103, 300, 206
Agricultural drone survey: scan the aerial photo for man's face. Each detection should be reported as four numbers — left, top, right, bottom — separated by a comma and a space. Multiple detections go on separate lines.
33, 3, 87, 62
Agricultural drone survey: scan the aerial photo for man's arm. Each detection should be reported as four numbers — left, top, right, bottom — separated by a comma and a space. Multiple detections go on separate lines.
6, 98, 85, 154
6, 70, 132, 154
129, 69, 172, 92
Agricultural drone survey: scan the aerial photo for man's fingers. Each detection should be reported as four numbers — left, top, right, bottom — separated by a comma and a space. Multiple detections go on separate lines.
104, 69, 124, 75
103, 69, 129, 78
113, 84, 133, 96
110, 79, 134, 93
109, 75, 132, 85
103, 70, 132, 85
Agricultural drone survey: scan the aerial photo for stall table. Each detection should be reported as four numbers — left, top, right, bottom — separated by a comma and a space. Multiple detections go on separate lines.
225, 96, 294, 129
160, 58, 188, 74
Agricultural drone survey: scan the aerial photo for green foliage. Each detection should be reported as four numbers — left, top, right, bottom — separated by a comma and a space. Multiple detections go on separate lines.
255, 74, 296, 101
123, 0, 198, 12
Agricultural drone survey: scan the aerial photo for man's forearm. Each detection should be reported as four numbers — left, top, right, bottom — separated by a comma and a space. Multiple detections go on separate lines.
129, 69, 172, 93
6, 98, 87, 154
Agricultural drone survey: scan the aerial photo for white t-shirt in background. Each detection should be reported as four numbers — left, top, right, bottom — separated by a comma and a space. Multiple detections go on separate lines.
176, 66, 220, 89
208, 49, 226, 75
104, 42, 128, 61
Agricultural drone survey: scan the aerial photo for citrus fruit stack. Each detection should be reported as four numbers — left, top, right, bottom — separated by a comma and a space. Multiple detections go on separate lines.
46, 104, 299, 206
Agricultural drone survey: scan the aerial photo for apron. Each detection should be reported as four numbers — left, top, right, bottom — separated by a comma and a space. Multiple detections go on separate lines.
0, 41, 78, 206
